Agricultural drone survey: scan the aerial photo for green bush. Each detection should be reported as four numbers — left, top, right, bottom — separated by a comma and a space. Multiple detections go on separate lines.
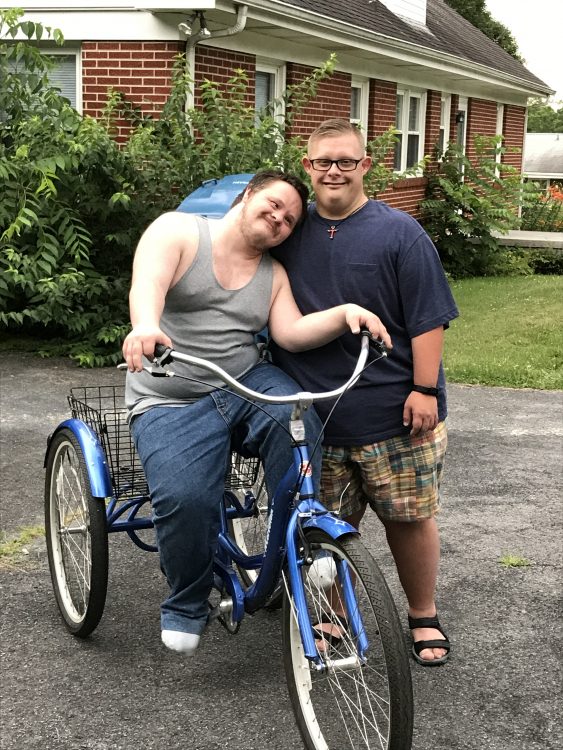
0, 10, 143, 365
526, 248, 563, 274
420, 137, 523, 278
521, 184, 563, 232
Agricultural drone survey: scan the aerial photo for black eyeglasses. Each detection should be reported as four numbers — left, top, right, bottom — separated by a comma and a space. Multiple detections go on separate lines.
309, 158, 363, 172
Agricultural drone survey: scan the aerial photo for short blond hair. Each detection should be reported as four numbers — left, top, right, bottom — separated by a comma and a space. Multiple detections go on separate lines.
307, 118, 366, 154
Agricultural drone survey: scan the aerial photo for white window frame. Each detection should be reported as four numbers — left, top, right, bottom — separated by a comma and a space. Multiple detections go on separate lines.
438, 93, 451, 158
44, 48, 82, 113
394, 87, 426, 174
255, 58, 286, 124
350, 77, 369, 136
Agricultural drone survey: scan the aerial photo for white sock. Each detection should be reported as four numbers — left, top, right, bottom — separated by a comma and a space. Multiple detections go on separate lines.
307, 555, 337, 589
161, 629, 201, 655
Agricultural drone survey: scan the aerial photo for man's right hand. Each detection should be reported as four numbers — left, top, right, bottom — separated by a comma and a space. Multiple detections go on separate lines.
122, 325, 173, 372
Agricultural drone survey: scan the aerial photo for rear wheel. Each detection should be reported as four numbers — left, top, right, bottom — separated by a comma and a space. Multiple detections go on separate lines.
45, 428, 108, 637
283, 530, 413, 750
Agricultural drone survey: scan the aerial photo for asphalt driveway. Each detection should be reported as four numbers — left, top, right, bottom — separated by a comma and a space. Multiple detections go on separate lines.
0, 351, 561, 750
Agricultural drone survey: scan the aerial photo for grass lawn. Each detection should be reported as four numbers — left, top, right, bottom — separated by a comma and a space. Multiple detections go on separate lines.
445, 275, 563, 390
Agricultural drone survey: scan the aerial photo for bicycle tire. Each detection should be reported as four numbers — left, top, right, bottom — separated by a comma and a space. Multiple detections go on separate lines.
45, 427, 109, 637
282, 529, 413, 750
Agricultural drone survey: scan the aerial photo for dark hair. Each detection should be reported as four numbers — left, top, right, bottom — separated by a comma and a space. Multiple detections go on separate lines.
231, 169, 309, 223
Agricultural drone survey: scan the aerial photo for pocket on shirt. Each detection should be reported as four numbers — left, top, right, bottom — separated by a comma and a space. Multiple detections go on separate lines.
344, 262, 380, 300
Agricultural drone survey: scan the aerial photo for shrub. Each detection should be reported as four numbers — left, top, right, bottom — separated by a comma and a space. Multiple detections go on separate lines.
521, 184, 563, 232
420, 137, 523, 278
0, 10, 143, 365
526, 248, 563, 274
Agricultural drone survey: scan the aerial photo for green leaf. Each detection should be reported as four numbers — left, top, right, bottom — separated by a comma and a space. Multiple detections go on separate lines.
15, 145, 29, 159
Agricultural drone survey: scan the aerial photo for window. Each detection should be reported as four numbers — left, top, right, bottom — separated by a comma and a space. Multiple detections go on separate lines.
255, 71, 274, 112
4, 49, 81, 112
350, 77, 369, 135
255, 60, 285, 123
394, 89, 425, 172
438, 94, 451, 155
46, 53, 80, 110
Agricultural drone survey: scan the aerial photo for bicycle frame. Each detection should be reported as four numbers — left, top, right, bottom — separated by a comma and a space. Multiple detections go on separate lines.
214, 434, 364, 666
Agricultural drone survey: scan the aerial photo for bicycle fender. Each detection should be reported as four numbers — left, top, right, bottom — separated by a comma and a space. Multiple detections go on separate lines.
301, 514, 359, 540
46, 419, 113, 498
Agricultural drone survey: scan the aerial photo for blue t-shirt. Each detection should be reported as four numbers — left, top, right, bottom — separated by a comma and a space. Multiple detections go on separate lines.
270, 199, 459, 445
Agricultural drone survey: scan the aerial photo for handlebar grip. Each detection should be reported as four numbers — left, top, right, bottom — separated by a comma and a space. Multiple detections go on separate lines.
154, 343, 174, 365
360, 328, 388, 356
154, 343, 169, 358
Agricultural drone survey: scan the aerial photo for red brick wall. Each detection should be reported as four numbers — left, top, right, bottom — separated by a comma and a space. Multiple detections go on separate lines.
285, 63, 351, 141
368, 79, 396, 141
82, 41, 183, 142
194, 47, 256, 108
466, 98, 497, 163
367, 78, 396, 173
502, 105, 526, 171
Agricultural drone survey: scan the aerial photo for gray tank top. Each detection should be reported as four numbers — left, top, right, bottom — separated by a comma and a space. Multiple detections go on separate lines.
125, 215, 273, 418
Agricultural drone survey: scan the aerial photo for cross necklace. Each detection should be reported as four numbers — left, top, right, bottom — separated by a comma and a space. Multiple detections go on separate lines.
324, 200, 368, 239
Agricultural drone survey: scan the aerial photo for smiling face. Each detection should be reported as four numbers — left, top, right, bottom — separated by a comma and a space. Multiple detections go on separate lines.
239, 180, 303, 250
303, 131, 372, 219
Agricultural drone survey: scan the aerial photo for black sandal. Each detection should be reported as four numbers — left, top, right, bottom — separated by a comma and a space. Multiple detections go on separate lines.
408, 614, 451, 666
313, 613, 349, 649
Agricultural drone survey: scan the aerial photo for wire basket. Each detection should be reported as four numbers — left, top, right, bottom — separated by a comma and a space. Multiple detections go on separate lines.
68, 385, 261, 498
69, 385, 148, 499
225, 452, 260, 491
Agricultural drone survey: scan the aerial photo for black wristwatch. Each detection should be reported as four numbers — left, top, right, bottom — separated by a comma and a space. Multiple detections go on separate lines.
412, 384, 439, 397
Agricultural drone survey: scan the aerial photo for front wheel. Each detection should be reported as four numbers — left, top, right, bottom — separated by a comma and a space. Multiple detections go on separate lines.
283, 530, 413, 750
45, 428, 109, 637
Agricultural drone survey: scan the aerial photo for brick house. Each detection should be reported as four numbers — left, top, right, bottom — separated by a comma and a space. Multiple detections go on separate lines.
11, 0, 552, 216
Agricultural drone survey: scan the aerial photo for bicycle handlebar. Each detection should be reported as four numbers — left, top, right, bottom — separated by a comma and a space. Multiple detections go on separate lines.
150, 331, 386, 406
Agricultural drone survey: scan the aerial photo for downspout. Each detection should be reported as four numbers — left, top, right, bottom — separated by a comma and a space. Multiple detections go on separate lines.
180, 4, 248, 110
192, 4, 248, 48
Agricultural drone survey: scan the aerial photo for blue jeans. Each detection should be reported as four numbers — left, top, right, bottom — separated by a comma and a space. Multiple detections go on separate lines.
131, 362, 323, 635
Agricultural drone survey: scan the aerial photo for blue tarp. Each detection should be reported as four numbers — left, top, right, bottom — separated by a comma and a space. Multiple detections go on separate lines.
176, 174, 254, 217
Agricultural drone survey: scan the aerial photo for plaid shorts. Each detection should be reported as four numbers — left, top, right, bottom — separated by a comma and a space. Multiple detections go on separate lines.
320, 422, 448, 522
